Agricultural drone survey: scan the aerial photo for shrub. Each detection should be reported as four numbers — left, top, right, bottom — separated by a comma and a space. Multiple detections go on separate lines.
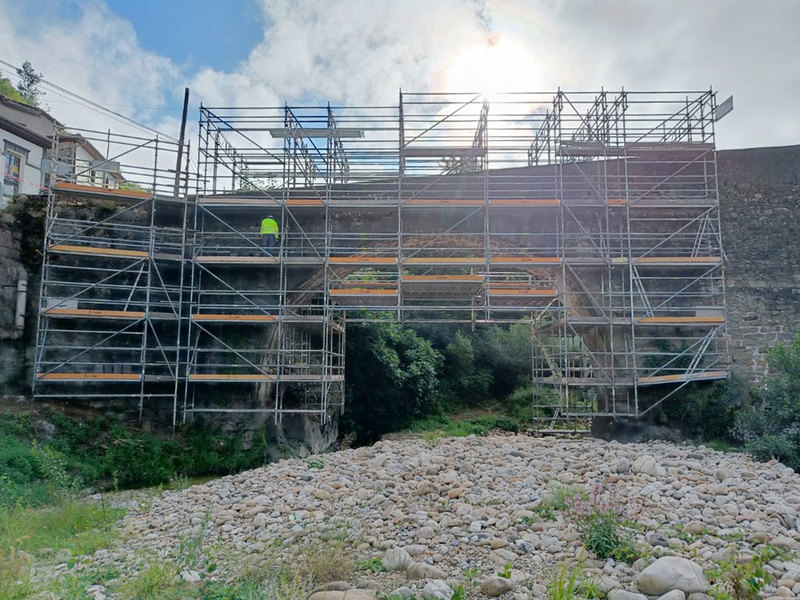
438, 330, 493, 407
708, 546, 779, 600
743, 433, 797, 466
734, 333, 800, 470
343, 322, 443, 441
0, 409, 269, 504
563, 483, 640, 561
664, 377, 745, 441
473, 324, 532, 399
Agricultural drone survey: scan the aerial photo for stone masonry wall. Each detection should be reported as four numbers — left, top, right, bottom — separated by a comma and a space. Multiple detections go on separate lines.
717, 144, 800, 380
0, 145, 797, 401
0, 213, 29, 391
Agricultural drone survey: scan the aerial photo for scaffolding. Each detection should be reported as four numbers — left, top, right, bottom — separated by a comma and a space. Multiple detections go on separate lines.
33, 128, 191, 426
34, 89, 728, 431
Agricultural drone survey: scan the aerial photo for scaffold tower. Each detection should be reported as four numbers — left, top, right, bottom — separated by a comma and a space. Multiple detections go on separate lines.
34, 128, 191, 425
33, 89, 729, 431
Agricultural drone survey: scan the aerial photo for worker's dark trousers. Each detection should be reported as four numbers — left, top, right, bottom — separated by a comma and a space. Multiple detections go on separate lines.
263, 235, 277, 253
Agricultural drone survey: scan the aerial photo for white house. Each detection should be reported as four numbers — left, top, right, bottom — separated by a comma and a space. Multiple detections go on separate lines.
57, 134, 124, 190
0, 94, 57, 208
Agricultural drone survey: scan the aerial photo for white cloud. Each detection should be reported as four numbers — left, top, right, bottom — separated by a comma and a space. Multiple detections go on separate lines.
0, 0, 798, 149
0, 0, 181, 136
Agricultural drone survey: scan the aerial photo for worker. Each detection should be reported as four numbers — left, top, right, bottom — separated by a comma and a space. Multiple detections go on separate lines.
260, 214, 280, 254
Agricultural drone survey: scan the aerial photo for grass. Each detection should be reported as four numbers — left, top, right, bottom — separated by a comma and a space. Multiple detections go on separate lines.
540, 481, 586, 511
547, 560, 586, 600
703, 439, 742, 453
51, 564, 121, 600
0, 499, 126, 558
301, 539, 355, 584
406, 412, 520, 438
117, 562, 176, 600
356, 556, 386, 573
116, 562, 308, 600
0, 499, 125, 599
0, 548, 36, 600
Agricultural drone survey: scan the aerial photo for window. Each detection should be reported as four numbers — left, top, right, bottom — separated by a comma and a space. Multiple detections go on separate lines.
3, 150, 22, 198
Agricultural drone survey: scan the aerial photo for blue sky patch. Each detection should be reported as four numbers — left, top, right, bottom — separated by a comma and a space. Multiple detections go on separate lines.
106, 0, 266, 71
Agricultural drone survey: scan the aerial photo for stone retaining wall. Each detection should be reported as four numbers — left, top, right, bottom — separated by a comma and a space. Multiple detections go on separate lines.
718, 144, 800, 379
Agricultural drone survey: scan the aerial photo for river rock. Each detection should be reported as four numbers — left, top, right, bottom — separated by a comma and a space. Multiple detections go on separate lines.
636, 557, 709, 595
407, 561, 447, 580
481, 576, 515, 596
632, 455, 667, 477
658, 590, 687, 600
422, 579, 453, 600
609, 590, 649, 600
384, 547, 413, 571
614, 458, 631, 474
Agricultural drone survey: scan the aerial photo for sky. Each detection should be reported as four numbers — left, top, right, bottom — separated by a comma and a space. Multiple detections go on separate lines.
0, 0, 798, 150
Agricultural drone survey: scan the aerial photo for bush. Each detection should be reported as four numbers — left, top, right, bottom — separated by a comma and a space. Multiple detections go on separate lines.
734, 333, 800, 470
743, 433, 797, 466
438, 331, 493, 407
563, 483, 640, 561
664, 377, 745, 441
0, 409, 269, 506
343, 322, 443, 441
506, 384, 534, 425
473, 324, 532, 399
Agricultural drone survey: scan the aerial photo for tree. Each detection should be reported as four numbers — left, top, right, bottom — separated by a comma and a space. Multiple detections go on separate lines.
342, 322, 443, 441
16, 61, 43, 107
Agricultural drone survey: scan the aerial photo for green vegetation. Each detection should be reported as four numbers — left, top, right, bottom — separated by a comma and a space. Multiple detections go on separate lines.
0, 76, 30, 105
301, 538, 355, 584
734, 333, 800, 470
343, 321, 443, 440
15, 61, 43, 106
547, 560, 586, 600
497, 561, 513, 578
0, 61, 43, 107
406, 413, 519, 438
355, 556, 386, 573
343, 322, 536, 442
0, 407, 268, 506
0, 440, 126, 600
563, 484, 640, 562
0, 500, 125, 557
115, 563, 308, 600
663, 376, 746, 443
652, 331, 800, 474
708, 546, 781, 600
532, 481, 587, 521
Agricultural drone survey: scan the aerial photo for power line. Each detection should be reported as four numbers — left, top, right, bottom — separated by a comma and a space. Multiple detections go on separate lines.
0, 58, 180, 143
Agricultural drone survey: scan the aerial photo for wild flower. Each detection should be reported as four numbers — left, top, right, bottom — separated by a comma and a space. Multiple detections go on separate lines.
563, 483, 641, 561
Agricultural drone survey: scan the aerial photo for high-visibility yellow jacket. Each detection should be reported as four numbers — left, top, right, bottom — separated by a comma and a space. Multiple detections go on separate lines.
260, 217, 279, 238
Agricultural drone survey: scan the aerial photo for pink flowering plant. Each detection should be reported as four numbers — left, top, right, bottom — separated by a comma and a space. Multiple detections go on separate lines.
563, 483, 642, 562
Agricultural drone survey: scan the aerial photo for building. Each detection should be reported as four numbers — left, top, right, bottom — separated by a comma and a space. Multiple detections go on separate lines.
0, 94, 58, 207
57, 134, 124, 190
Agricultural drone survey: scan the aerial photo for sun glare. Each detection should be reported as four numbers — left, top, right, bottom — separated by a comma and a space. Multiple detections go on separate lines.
442, 36, 536, 100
